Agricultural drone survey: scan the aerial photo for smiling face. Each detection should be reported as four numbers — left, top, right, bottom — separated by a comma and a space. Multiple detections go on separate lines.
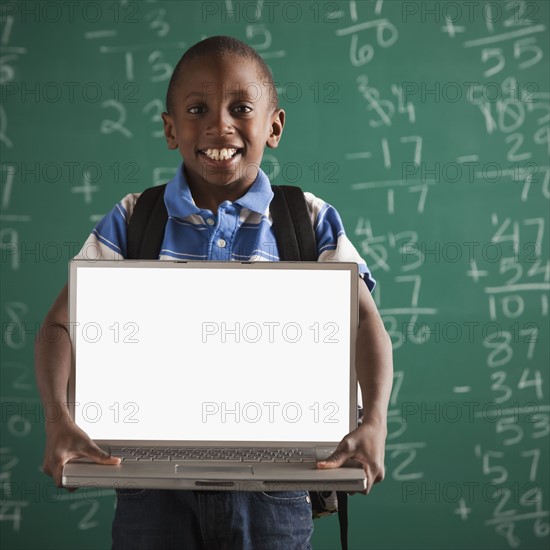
162, 54, 285, 209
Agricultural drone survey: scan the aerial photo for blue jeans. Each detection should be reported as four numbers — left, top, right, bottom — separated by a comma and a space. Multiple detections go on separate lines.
112, 489, 314, 550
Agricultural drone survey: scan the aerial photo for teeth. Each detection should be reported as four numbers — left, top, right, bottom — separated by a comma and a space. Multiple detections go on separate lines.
203, 148, 237, 160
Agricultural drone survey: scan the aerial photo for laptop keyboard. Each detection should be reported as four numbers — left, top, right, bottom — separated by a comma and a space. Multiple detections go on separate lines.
111, 447, 317, 463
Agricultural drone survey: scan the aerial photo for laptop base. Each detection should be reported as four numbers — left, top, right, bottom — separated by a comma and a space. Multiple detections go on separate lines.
63, 460, 366, 492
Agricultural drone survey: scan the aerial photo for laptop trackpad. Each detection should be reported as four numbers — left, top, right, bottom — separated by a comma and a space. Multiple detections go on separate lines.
175, 465, 254, 476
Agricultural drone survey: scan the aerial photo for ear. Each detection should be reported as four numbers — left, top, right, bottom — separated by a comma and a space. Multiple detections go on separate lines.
266, 109, 285, 149
161, 112, 179, 150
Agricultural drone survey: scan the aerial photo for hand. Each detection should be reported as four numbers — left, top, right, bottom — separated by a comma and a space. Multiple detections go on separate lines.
42, 418, 121, 489
316, 418, 386, 494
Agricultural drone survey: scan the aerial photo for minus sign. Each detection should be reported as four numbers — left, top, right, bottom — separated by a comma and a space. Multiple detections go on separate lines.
456, 155, 479, 163
453, 386, 471, 393
0, 214, 31, 222
85, 30, 118, 39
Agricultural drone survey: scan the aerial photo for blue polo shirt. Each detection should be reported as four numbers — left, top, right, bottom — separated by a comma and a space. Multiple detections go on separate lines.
76, 163, 375, 291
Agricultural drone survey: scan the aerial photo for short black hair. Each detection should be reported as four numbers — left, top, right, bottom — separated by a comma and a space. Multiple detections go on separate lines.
165, 35, 279, 114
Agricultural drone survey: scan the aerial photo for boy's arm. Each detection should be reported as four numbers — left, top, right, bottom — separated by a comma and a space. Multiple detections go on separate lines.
35, 284, 120, 488
317, 279, 393, 494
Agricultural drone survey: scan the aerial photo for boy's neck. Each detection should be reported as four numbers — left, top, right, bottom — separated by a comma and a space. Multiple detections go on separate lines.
185, 168, 257, 214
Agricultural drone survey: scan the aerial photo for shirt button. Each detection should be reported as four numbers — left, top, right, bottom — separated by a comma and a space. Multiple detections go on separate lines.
217, 238, 226, 248
206, 218, 215, 226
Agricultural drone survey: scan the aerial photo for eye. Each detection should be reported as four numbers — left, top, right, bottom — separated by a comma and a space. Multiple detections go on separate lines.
188, 105, 206, 115
233, 105, 253, 114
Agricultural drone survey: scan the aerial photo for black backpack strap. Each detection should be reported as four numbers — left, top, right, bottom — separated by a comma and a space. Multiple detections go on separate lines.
270, 185, 317, 261
127, 184, 168, 259
337, 492, 349, 550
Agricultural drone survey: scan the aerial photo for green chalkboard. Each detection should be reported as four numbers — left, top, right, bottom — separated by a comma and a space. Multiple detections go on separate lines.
1, 1, 549, 549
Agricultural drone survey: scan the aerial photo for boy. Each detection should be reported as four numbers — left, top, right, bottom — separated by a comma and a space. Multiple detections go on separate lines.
36, 36, 393, 549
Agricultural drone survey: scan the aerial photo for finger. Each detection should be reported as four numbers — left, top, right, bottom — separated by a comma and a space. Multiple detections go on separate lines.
366, 467, 378, 494
372, 474, 383, 486
53, 461, 79, 492
369, 464, 385, 486
83, 444, 121, 465
365, 468, 385, 494
53, 464, 64, 488
42, 460, 64, 488
316, 449, 351, 469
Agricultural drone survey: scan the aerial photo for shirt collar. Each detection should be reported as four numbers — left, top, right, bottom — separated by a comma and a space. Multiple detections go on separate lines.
234, 166, 273, 214
164, 163, 274, 218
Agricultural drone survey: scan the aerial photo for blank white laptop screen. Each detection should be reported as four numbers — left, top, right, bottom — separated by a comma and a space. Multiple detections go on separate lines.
72, 264, 355, 443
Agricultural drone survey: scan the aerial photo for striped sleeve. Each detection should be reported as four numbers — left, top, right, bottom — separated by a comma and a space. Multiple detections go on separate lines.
304, 192, 376, 292
73, 194, 140, 260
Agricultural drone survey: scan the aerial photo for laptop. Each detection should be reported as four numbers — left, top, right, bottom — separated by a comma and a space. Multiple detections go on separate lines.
63, 259, 366, 492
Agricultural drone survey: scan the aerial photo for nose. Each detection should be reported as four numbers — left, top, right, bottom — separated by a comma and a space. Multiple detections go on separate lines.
205, 107, 234, 136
